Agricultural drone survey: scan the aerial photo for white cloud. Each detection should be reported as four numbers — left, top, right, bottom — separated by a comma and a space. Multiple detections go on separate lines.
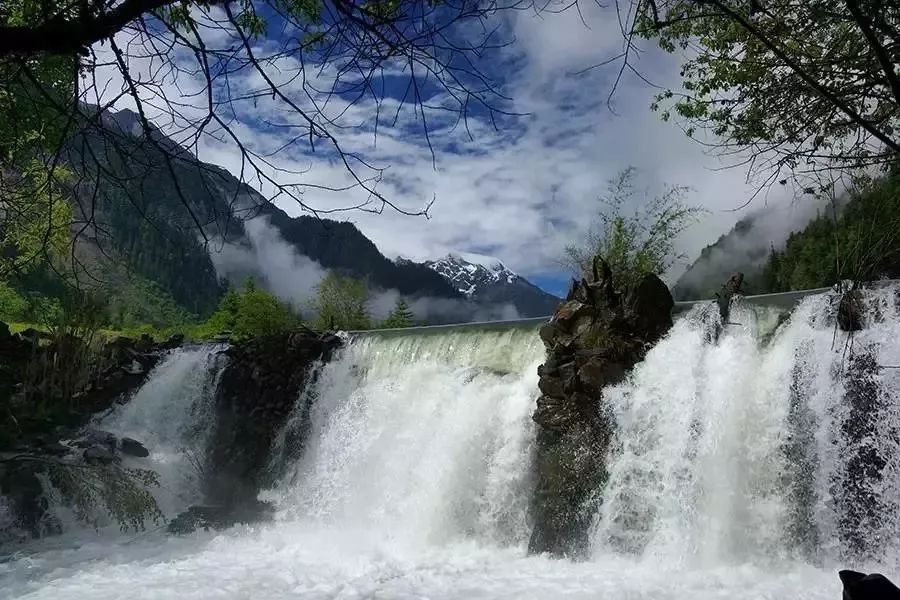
87, 4, 809, 288
208, 217, 326, 308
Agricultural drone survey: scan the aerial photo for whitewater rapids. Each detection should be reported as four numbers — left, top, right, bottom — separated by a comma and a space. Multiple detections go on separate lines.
3, 287, 900, 599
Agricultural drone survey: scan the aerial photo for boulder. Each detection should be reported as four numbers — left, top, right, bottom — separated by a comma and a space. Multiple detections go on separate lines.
167, 501, 275, 534
554, 300, 587, 327
122, 360, 145, 376
81, 429, 117, 449
41, 441, 71, 456
83, 445, 117, 464
0, 465, 48, 537
840, 570, 900, 600
163, 334, 185, 349
716, 272, 745, 322
627, 274, 675, 340
577, 355, 627, 392
838, 289, 864, 332
119, 437, 150, 458
529, 259, 674, 557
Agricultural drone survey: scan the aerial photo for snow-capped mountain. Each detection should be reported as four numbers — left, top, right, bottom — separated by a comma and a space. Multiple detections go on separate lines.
423, 253, 560, 318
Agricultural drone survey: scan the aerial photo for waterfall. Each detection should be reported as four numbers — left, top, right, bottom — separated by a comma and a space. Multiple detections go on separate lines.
93, 346, 228, 519
4, 287, 900, 599
593, 288, 900, 571
265, 328, 543, 548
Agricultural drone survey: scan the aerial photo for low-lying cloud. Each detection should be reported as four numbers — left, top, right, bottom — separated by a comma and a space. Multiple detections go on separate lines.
210, 217, 523, 324
369, 288, 522, 324
208, 216, 326, 308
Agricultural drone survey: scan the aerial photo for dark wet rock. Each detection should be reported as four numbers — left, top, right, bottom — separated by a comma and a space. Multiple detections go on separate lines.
529, 261, 674, 557
41, 441, 71, 456
163, 334, 185, 349
83, 445, 117, 464
0, 465, 50, 538
81, 429, 117, 449
537, 374, 565, 398
715, 272, 745, 322
835, 350, 886, 559
840, 570, 900, 600
167, 501, 275, 534
577, 354, 627, 392
626, 274, 675, 340
119, 437, 150, 458
838, 289, 864, 332
205, 328, 343, 507
122, 360, 145, 376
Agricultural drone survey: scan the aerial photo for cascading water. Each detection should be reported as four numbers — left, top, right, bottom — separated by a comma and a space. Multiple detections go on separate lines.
594, 287, 900, 573
3, 286, 900, 600
265, 329, 542, 549
94, 346, 227, 518
0, 347, 227, 547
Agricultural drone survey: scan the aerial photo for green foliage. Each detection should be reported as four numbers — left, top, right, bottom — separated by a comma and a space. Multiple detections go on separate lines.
0, 280, 27, 319
45, 461, 163, 532
19, 290, 107, 411
637, 0, 900, 175
564, 168, 703, 290
196, 279, 299, 340
0, 5, 77, 278
0, 159, 74, 278
761, 176, 900, 291
107, 275, 196, 330
72, 127, 226, 317
311, 273, 371, 331
381, 297, 414, 328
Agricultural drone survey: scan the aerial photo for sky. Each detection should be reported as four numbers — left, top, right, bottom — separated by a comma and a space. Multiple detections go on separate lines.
89, 1, 817, 297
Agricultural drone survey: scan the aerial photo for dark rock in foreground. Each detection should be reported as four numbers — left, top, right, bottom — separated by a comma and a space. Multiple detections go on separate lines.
167, 501, 275, 534
119, 437, 150, 458
83, 445, 117, 464
838, 288, 865, 332
528, 259, 674, 557
840, 569, 900, 600
204, 328, 343, 507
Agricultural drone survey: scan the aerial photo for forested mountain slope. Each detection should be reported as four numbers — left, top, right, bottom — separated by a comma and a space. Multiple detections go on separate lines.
62, 108, 460, 319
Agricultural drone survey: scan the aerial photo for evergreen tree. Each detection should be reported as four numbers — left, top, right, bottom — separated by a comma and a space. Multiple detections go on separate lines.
381, 298, 414, 329
198, 280, 298, 340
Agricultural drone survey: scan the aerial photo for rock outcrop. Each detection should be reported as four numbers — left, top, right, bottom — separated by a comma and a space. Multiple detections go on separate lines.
0, 327, 171, 450
204, 328, 342, 507
167, 501, 275, 534
840, 570, 900, 600
529, 259, 674, 556
0, 325, 177, 541
838, 288, 865, 332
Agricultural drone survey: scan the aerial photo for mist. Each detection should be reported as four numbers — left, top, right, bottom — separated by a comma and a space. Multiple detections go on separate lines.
208, 217, 326, 309
368, 288, 522, 325
208, 217, 522, 325
674, 194, 838, 297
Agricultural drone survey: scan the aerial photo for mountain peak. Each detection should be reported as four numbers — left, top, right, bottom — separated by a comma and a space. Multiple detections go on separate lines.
422, 252, 559, 317
426, 253, 519, 296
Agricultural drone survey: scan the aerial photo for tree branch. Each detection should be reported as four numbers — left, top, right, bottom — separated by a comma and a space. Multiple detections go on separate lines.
844, 0, 900, 108
702, 0, 900, 156
0, 0, 211, 57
